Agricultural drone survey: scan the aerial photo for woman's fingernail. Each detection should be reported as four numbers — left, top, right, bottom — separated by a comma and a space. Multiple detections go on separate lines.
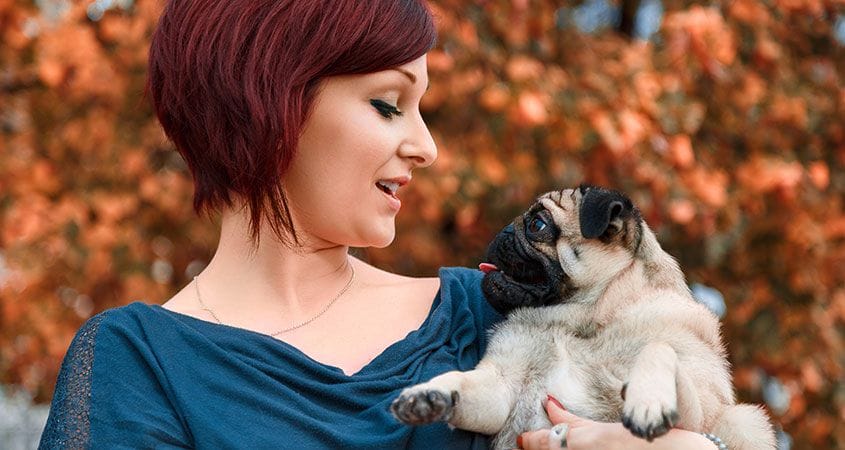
547, 394, 565, 410
516, 435, 523, 448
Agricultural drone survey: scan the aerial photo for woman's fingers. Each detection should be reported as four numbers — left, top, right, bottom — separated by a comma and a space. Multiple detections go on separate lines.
517, 396, 617, 449
518, 428, 556, 450
516, 397, 572, 450
545, 395, 581, 425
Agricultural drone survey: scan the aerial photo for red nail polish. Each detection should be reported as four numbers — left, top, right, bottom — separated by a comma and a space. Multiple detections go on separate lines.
547, 394, 565, 410
516, 435, 523, 448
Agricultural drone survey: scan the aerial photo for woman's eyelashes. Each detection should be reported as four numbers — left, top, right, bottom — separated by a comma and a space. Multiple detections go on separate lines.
370, 99, 403, 119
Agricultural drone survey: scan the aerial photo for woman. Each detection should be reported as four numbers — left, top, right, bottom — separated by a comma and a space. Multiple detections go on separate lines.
39, 0, 725, 448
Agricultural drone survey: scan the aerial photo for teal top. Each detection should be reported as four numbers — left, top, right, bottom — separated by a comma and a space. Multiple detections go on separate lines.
39, 267, 503, 449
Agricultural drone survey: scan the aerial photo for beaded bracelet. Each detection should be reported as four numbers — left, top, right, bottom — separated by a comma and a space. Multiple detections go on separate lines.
701, 432, 728, 450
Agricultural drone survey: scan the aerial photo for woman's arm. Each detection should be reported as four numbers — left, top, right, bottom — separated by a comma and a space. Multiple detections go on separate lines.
516, 398, 717, 450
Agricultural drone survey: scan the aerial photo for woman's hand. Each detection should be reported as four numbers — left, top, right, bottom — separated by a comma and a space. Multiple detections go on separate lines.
515, 396, 718, 450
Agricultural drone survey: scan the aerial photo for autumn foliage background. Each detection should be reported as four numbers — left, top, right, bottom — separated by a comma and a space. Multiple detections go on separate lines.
1, 0, 844, 447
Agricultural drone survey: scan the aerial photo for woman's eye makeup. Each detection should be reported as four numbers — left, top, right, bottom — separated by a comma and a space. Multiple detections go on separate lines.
369, 99, 403, 119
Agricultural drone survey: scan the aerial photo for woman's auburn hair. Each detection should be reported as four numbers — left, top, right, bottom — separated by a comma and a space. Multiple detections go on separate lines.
146, 0, 436, 246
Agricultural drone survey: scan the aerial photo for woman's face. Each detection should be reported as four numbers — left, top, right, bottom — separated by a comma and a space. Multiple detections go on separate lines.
284, 55, 436, 249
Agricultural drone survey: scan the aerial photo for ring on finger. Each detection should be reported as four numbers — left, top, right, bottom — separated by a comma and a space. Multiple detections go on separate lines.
549, 423, 569, 448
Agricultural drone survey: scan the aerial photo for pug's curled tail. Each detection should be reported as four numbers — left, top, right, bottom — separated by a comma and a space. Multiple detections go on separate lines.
710, 403, 776, 450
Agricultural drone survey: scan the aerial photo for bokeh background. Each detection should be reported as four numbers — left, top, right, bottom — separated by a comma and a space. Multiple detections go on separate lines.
2, 0, 844, 448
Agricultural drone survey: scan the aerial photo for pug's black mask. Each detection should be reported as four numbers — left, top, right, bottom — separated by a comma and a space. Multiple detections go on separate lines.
480, 222, 571, 315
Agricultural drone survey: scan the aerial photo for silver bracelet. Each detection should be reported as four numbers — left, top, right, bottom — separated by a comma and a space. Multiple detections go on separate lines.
701, 432, 728, 450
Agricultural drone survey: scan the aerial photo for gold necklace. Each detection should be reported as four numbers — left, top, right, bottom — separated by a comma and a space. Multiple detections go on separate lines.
193, 264, 355, 336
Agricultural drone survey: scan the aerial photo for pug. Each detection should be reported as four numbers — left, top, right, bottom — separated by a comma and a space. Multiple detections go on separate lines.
391, 185, 775, 450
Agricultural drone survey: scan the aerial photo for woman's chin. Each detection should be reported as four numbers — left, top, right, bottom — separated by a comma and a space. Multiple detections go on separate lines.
363, 225, 396, 249
340, 223, 396, 249
370, 232, 396, 249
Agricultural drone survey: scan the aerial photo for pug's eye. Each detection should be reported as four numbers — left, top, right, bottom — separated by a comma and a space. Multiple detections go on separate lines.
528, 216, 547, 233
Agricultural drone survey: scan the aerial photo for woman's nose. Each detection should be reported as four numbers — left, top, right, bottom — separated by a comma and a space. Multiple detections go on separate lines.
399, 112, 437, 168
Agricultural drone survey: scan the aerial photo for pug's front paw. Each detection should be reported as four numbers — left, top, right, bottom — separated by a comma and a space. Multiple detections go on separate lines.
621, 383, 679, 440
390, 388, 460, 425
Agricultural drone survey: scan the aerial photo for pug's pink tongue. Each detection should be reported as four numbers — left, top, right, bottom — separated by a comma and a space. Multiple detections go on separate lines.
479, 263, 498, 274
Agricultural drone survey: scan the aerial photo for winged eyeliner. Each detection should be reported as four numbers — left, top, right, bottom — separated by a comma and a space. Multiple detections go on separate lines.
370, 99, 403, 119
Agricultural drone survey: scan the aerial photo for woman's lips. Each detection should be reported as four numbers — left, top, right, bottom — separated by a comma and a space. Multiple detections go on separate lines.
376, 176, 409, 212
379, 186, 401, 211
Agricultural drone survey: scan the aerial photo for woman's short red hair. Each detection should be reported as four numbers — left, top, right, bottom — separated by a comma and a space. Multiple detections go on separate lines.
147, 0, 436, 246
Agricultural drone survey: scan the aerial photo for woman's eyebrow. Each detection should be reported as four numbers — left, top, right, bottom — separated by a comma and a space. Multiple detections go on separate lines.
389, 67, 430, 91
391, 68, 417, 83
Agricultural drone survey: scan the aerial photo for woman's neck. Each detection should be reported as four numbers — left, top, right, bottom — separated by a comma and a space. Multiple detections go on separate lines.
195, 207, 355, 322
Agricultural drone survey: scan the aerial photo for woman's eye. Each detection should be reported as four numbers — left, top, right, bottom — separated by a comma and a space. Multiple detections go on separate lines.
528, 216, 547, 233
370, 99, 403, 119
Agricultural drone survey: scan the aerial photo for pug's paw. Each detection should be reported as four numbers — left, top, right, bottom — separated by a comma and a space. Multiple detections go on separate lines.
390, 388, 460, 425
621, 383, 679, 441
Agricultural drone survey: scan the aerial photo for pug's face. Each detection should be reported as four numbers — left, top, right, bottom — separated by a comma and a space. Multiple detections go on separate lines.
480, 185, 643, 314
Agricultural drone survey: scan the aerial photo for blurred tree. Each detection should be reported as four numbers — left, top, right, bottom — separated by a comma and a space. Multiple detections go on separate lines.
1, 0, 843, 447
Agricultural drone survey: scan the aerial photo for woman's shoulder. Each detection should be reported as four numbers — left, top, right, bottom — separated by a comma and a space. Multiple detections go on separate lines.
65, 301, 182, 357
357, 258, 482, 286
378, 264, 498, 321
429, 267, 504, 354
74, 302, 155, 335
51, 303, 168, 396
436, 266, 487, 304
438, 266, 485, 285
353, 261, 498, 323
357, 261, 485, 302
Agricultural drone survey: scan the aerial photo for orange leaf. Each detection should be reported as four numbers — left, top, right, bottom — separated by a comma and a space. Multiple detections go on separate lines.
516, 91, 548, 127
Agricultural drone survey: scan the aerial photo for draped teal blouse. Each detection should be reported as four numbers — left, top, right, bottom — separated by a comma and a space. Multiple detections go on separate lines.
39, 267, 503, 449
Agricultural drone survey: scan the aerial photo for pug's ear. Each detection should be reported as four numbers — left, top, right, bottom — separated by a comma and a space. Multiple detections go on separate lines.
579, 188, 632, 239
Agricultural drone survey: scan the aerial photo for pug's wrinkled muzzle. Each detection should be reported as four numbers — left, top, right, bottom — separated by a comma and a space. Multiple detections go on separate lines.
480, 223, 566, 314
